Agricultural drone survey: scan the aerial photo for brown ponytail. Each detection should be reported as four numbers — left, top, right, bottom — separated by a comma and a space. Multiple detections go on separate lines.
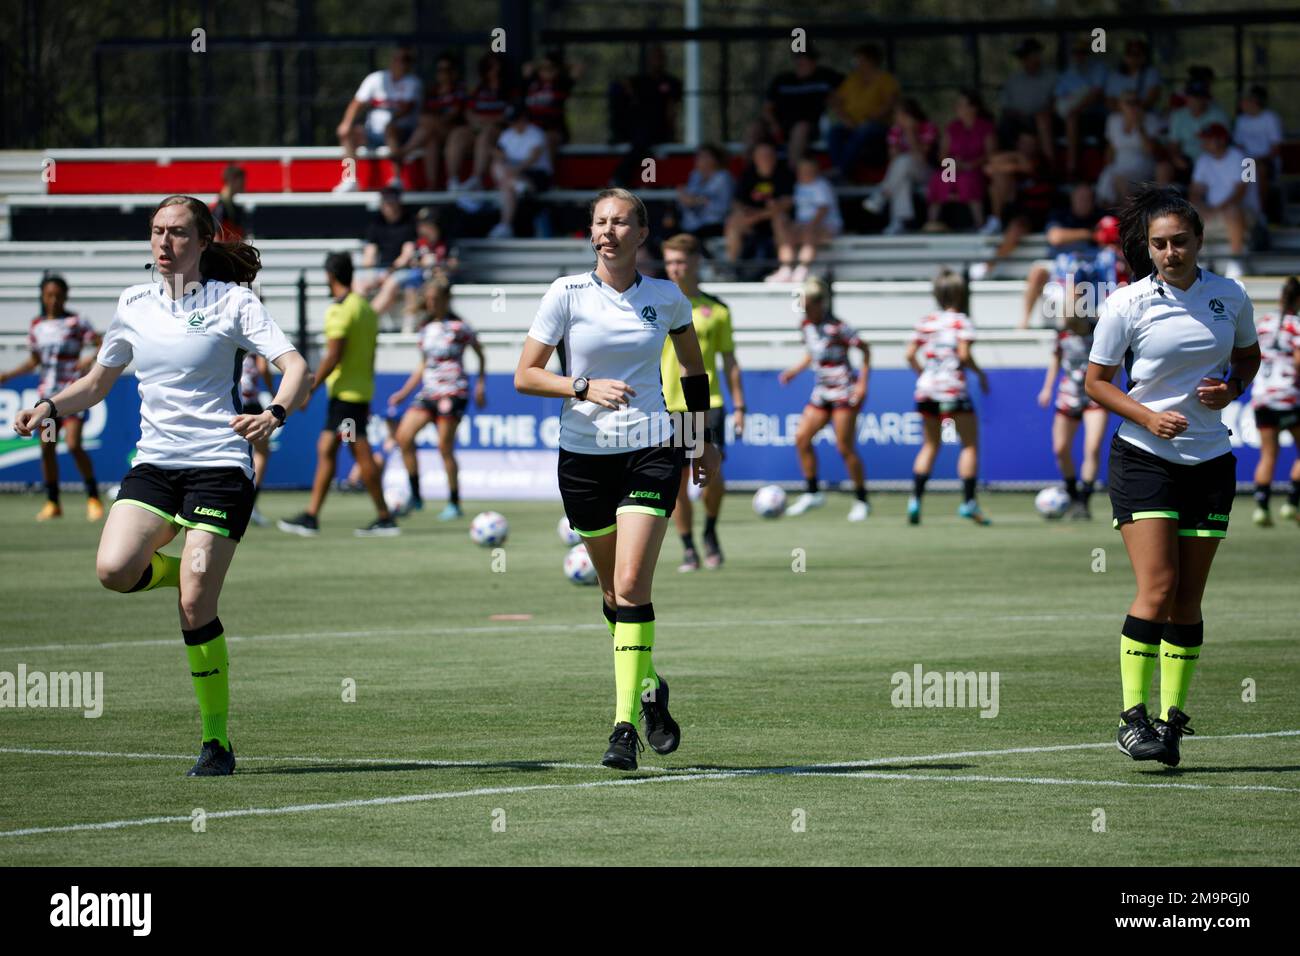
150, 195, 261, 284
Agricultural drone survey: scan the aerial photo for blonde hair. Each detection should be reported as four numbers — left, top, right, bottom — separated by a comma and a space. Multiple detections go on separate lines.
588, 188, 647, 228
662, 233, 700, 256
802, 275, 830, 303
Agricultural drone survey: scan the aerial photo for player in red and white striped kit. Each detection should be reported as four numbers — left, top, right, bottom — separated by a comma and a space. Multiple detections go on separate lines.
1038, 320, 1107, 520
905, 269, 990, 525
778, 276, 872, 521
1250, 277, 1300, 526
0, 274, 103, 521
387, 279, 485, 519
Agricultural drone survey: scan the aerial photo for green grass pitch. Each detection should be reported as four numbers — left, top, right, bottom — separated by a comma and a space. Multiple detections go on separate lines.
1, 490, 1297, 865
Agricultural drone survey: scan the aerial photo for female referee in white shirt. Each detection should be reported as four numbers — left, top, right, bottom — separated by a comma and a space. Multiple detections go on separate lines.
1085, 184, 1260, 767
12, 197, 310, 776
516, 188, 721, 770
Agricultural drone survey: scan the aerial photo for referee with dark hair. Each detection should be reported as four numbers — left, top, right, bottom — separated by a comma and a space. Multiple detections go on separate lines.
1085, 184, 1261, 767
516, 188, 721, 770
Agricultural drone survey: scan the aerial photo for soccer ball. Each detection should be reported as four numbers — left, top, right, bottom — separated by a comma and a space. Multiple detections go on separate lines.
1035, 486, 1071, 519
469, 511, 509, 546
557, 516, 582, 546
563, 544, 598, 585
752, 484, 787, 518
383, 481, 411, 515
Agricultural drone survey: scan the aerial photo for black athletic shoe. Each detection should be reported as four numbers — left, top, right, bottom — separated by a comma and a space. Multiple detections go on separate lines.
601, 721, 643, 771
641, 676, 681, 755
1065, 500, 1092, 521
186, 739, 236, 777
702, 532, 724, 570
355, 517, 401, 537
277, 512, 319, 537
1152, 706, 1195, 767
1116, 703, 1169, 762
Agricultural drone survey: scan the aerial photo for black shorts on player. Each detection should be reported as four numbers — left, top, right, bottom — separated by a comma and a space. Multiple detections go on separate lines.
324, 397, 370, 433
416, 393, 468, 420
917, 397, 975, 418
559, 443, 685, 536
1107, 434, 1236, 538
116, 463, 256, 541
1254, 406, 1300, 430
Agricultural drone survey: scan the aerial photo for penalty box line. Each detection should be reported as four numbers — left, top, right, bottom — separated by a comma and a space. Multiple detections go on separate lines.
2, 729, 1298, 839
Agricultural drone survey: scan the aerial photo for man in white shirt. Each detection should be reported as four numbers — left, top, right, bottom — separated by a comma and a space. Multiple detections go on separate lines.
1233, 85, 1283, 222
334, 47, 423, 192
489, 103, 554, 238
1190, 123, 1258, 257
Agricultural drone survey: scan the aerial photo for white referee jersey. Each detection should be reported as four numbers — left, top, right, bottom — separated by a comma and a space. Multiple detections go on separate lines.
528, 270, 693, 454
97, 280, 296, 478
1090, 269, 1257, 464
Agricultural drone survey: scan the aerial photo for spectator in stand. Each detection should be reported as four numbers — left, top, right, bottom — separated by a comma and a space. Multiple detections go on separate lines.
334, 47, 423, 193
663, 143, 733, 242
1104, 39, 1163, 112
1096, 91, 1162, 205
404, 53, 467, 191
488, 103, 553, 239
750, 47, 843, 167
1016, 182, 1103, 328
1191, 122, 1258, 265
1054, 37, 1109, 177
608, 45, 683, 186
523, 49, 582, 168
724, 142, 794, 275
211, 164, 248, 241
355, 186, 419, 325
825, 44, 899, 180
863, 98, 938, 235
446, 52, 515, 194
924, 89, 997, 233
1234, 85, 1283, 223
1160, 78, 1230, 185
767, 157, 842, 284
984, 130, 1057, 238
998, 38, 1056, 158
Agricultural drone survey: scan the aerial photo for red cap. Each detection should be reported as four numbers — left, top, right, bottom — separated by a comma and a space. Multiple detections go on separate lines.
1094, 215, 1120, 247
1198, 122, 1230, 141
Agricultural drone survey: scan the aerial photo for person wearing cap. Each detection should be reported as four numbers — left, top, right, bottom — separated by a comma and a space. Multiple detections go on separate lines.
488, 102, 553, 239
1190, 122, 1258, 260
751, 47, 844, 168
1104, 39, 1163, 113
1162, 78, 1230, 182
997, 37, 1056, 160
1054, 37, 1110, 177
355, 186, 419, 324
1096, 90, 1162, 205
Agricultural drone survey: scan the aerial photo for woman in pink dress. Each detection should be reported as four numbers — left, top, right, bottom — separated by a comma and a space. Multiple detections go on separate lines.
924, 90, 997, 232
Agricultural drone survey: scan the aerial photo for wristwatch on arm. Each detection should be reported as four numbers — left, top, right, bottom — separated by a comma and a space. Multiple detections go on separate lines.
572, 376, 589, 401
267, 404, 287, 428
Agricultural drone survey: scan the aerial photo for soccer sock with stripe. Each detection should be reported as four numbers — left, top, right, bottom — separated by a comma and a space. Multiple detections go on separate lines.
613, 604, 656, 727
602, 601, 617, 637
1160, 621, 1203, 720
183, 618, 230, 749
1119, 615, 1162, 714
127, 551, 181, 592
1254, 483, 1271, 509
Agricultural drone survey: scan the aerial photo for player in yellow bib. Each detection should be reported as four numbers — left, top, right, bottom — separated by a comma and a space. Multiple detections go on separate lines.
660, 234, 746, 570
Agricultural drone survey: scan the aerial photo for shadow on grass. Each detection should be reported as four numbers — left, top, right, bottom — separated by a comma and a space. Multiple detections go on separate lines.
237, 760, 563, 776
1144, 765, 1300, 776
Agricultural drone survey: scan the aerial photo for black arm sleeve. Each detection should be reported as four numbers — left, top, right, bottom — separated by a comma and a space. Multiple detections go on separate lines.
680, 373, 710, 412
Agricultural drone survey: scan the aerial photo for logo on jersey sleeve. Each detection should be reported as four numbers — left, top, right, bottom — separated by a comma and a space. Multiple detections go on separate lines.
639, 305, 659, 328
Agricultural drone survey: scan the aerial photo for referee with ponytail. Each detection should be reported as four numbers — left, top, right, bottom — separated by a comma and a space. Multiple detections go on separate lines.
1085, 184, 1260, 767
12, 196, 310, 776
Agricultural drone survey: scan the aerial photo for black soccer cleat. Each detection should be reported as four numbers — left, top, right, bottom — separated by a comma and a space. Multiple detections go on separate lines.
1152, 706, 1195, 767
601, 722, 644, 771
641, 675, 681, 755
1116, 703, 1169, 762
277, 512, 319, 537
186, 739, 236, 777
355, 516, 401, 537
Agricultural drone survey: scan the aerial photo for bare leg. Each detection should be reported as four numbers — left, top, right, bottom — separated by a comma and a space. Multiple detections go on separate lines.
307, 430, 339, 516
351, 435, 391, 520
1118, 519, 1179, 621
794, 404, 831, 482
96, 503, 180, 592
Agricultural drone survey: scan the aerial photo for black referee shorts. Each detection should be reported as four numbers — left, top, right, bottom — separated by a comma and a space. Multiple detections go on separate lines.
115, 463, 255, 541
1254, 406, 1300, 431
324, 397, 371, 435
1108, 434, 1236, 538
558, 444, 685, 537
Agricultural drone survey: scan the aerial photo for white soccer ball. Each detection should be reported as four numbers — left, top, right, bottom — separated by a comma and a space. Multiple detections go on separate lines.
752, 484, 787, 518
557, 516, 582, 546
469, 510, 509, 546
383, 481, 411, 515
1035, 486, 1071, 519
563, 543, 598, 585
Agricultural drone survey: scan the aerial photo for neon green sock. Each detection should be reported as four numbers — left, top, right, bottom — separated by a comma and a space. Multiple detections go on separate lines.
134, 551, 180, 592
613, 608, 656, 727
185, 632, 230, 749
1120, 633, 1160, 713
1160, 640, 1201, 720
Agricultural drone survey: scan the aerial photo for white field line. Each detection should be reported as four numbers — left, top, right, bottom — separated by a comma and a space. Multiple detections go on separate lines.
0, 612, 1153, 654
2, 729, 1297, 839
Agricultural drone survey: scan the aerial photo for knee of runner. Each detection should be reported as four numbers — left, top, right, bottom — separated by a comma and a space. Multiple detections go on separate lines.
97, 557, 142, 593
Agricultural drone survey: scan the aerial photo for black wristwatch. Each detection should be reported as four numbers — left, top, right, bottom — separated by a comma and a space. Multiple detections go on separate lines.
572, 376, 590, 401
267, 403, 287, 428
